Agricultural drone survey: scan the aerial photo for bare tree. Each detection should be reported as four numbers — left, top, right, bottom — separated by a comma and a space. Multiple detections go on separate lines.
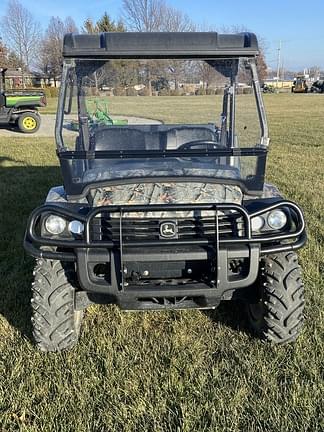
0, 0, 41, 84
162, 7, 195, 32
122, 0, 165, 32
122, 0, 195, 94
0, 40, 10, 69
39, 16, 78, 85
0, 39, 25, 70
122, 0, 194, 32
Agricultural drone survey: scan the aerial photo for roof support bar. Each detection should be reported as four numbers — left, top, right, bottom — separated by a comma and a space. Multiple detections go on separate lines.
249, 59, 269, 147
55, 61, 71, 151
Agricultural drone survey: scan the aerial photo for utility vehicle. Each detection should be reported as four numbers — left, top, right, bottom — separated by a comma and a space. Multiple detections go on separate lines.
24, 32, 306, 351
69, 99, 128, 131
310, 79, 324, 93
262, 83, 275, 93
292, 76, 308, 93
0, 68, 46, 133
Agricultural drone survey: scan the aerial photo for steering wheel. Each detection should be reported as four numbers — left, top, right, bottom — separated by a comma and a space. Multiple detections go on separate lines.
177, 140, 224, 151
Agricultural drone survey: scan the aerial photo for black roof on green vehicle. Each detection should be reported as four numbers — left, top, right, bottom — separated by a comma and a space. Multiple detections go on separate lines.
62, 32, 259, 59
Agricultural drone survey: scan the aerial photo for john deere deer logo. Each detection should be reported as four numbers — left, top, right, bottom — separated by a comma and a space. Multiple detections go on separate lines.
159, 221, 177, 238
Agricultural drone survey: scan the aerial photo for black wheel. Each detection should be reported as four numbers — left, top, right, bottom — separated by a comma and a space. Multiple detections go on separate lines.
31, 259, 83, 352
17, 111, 40, 133
247, 252, 304, 344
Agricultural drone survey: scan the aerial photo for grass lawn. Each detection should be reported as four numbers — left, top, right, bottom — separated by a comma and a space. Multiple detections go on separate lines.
1, 94, 323, 431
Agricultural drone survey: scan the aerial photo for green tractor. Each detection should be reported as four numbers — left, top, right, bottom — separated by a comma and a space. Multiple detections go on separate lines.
70, 99, 128, 131
0, 68, 46, 133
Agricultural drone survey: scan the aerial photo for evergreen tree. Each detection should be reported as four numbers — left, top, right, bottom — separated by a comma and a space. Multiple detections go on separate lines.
83, 13, 126, 33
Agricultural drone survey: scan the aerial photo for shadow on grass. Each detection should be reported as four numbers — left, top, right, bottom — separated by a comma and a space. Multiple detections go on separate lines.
0, 163, 62, 341
0, 155, 28, 165
203, 299, 252, 336
0, 124, 22, 134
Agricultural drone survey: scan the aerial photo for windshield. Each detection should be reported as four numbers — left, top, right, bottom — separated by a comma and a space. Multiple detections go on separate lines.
57, 58, 268, 196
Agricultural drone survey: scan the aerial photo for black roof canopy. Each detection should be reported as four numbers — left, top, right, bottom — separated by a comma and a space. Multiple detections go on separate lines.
62, 32, 259, 59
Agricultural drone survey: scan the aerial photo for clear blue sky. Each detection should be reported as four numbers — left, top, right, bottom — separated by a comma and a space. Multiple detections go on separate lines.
1, 0, 323, 70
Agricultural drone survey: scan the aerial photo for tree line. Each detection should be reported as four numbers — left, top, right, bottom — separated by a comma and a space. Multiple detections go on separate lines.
0, 0, 268, 91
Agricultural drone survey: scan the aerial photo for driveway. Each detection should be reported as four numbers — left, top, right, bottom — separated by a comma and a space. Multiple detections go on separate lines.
0, 114, 161, 137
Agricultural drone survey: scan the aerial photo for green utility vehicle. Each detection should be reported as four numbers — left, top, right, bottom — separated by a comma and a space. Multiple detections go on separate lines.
70, 99, 128, 131
24, 32, 306, 351
0, 68, 46, 133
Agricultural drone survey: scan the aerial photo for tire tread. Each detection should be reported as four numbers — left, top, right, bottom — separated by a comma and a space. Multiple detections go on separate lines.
31, 259, 82, 352
248, 251, 304, 344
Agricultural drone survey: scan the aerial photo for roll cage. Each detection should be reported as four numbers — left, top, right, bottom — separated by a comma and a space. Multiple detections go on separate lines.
55, 32, 270, 197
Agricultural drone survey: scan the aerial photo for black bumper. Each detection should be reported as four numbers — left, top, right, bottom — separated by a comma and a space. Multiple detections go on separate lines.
24, 201, 306, 310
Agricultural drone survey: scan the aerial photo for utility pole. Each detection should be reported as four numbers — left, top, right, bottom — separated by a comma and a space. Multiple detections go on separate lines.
276, 40, 282, 88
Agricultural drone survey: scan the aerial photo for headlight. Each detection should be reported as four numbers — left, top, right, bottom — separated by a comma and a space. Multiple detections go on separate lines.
68, 220, 84, 235
45, 215, 66, 235
267, 209, 287, 230
251, 215, 265, 232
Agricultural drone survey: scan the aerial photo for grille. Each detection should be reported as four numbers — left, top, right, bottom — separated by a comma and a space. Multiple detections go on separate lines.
90, 211, 245, 243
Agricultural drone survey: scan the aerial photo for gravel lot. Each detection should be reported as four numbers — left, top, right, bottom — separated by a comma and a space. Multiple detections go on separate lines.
0, 114, 161, 137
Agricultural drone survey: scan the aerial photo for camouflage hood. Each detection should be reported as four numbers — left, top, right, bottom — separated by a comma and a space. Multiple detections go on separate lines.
45, 182, 243, 218
92, 182, 243, 206
46, 182, 281, 215
45, 182, 282, 218
88, 182, 242, 218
